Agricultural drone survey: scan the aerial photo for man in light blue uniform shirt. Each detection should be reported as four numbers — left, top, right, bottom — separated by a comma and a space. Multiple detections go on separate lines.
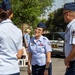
28, 22, 52, 75
0, 0, 23, 75
63, 2, 75, 75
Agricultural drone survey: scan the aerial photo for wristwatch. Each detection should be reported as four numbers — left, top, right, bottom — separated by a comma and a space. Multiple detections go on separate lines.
45, 68, 49, 70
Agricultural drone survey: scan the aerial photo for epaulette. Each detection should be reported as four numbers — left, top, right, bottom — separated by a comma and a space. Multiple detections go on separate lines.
43, 36, 48, 41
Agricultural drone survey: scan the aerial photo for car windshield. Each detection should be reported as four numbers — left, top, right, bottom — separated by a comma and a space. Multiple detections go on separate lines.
58, 32, 65, 40
43, 32, 65, 40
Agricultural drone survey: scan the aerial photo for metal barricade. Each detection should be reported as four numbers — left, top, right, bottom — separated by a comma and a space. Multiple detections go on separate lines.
18, 59, 28, 67
18, 46, 28, 67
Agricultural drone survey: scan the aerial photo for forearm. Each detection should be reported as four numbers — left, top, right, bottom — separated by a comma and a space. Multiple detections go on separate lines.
28, 52, 32, 68
28, 52, 32, 75
28, 59, 31, 67
45, 61, 50, 68
45, 52, 51, 68
17, 49, 23, 59
65, 49, 75, 62
65, 45, 75, 62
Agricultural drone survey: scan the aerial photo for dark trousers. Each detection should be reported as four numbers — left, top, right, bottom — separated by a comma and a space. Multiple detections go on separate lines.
10, 72, 20, 75
32, 63, 52, 75
65, 60, 75, 75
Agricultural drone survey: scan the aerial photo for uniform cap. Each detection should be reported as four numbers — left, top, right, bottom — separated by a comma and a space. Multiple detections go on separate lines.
37, 22, 46, 29
0, 0, 12, 19
63, 2, 75, 11
0, 0, 12, 11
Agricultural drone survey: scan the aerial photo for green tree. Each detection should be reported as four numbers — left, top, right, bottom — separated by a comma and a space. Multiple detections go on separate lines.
46, 8, 67, 32
10, 0, 54, 28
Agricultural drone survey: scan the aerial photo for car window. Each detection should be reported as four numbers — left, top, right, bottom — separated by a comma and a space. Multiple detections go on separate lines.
54, 33, 61, 40
43, 33, 53, 40
58, 33, 65, 40
43, 32, 65, 40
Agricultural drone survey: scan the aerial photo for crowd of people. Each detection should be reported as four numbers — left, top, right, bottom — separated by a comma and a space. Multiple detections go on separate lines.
0, 0, 75, 75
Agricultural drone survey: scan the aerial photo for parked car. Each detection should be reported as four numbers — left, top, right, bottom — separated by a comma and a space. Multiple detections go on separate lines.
43, 32, 65, 56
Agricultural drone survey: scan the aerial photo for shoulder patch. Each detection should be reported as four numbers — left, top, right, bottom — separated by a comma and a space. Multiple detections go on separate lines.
47, 41, 51, 46
72, 30, 75, 37
43, 36, 51, 45
43, 36, 47, 40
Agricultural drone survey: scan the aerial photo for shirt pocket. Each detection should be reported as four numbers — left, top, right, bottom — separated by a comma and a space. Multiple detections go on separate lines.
37, 46, 45, 53
30, 45, 36, 54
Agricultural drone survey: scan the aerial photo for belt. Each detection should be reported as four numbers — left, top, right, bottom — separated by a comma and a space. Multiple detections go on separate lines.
32, 64, 45, 67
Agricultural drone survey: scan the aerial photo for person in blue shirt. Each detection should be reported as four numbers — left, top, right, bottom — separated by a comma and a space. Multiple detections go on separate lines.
0, 0, 23, 75
28, 22, 52, 75
24, 29, 31, 48
63, 2, 75, 75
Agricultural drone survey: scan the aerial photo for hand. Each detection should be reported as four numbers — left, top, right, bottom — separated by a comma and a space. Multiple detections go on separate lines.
28, 70, 32, 75
64, 59, 70, 68
26, 44, 28, 48
27, 68, 32, 75
44, 70, 48, 75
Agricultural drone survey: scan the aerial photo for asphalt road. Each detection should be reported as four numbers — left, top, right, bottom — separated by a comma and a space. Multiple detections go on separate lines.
20, 56, 66, 75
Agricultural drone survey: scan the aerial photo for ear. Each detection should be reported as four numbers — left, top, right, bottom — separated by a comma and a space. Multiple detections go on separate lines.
42, 31, 44, 35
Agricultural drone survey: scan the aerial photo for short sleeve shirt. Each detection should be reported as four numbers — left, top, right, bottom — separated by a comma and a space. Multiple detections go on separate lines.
28, 35, 52, 66
65, 19, 75, 60
0, 19, 22, 74
24, 33, 30, 45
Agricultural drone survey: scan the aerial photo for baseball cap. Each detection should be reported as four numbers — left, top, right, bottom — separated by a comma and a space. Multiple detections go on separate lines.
0, 0, 12, 11
63, 2, 75, 11
37, 22, 46, 29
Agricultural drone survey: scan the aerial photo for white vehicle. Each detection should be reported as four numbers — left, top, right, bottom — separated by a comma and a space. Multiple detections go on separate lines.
43, 32, 65, 56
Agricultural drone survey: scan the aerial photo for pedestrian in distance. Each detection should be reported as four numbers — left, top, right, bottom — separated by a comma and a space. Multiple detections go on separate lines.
24, 29, 31, 48
0, 0, 23, 75
28, 22, 52, 75
63, 2, 75, 75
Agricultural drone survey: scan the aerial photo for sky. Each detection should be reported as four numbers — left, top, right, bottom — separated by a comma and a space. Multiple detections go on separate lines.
51, 0, 74, 12
44, 0, 74, 19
